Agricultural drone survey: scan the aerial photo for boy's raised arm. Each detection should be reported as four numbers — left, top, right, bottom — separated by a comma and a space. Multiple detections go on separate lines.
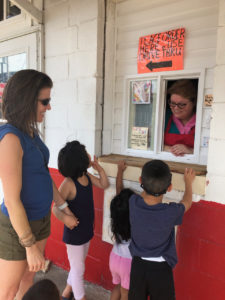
180, 168, 196, 212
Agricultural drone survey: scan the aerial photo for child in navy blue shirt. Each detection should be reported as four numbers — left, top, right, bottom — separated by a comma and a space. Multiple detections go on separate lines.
53, 141, 109, 300
128, 160, 195, 300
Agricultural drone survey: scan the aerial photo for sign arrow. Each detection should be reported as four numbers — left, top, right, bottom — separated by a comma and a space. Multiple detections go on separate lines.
146, 60, 172, 71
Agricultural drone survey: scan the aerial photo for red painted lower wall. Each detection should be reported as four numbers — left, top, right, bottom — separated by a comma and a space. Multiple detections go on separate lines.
47, 168, 225, 298
174, 200, 225, 300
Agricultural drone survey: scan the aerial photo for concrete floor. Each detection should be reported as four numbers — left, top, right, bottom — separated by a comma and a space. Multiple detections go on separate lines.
35, 263, 110, 300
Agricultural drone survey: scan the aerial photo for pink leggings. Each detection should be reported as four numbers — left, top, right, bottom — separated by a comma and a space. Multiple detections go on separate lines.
66, 242, 90, 300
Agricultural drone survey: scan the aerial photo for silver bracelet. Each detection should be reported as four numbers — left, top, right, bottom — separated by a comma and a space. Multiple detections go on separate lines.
58, 202, 68, 210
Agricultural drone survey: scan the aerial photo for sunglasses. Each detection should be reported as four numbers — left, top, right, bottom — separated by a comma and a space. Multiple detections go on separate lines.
169, 101, 187, 110
38, 98, 51, 106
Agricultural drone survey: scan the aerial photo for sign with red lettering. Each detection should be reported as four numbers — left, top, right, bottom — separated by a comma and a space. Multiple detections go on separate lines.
137, 28, 185, 73
0, 83, 5, 103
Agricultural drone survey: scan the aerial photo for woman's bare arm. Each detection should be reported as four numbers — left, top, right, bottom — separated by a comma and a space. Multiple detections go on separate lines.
0, 134, 45, 272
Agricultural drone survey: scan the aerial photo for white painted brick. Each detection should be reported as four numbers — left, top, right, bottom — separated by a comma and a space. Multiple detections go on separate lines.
69, 51, 97, 78
204, 88, 213, 97
45, 2, 69, 31
67, 103, 96, 130
199, 149, 208, 165
216, 26, 225, 65
76, 129, 96, 157
115, 77, 124, 94
96, 103, 102, 130
45, 103, 68, 129
218, 0, 225, 26
45, 0, 67, 9
112, 139, 122, 154
210, 103, 225, 139
102, 130, 112, 154
205, 174, 225, 204
45, 27, 77, 57
69, 0, 98, 26
115, 93, 124, 109
202, 108, 212, 129
94, 129, 102, 156
200, 127, 210, 148
51, 79, 77, 105
77, 77, 97, 104
114, 108, 122, 124
68, 26, 79, 53
207, 139, 225, 176
78, 20, 98, 50
46, 56, 68, 81
103, 102, 114, 130
213, 65, 225, 103
46, 128, 78, 169
205, 68, 214, 89
96, 78, 103, 104
113, 124, 122, 140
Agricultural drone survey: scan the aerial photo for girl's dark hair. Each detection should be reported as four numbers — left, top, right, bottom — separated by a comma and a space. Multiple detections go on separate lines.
141, 160, 172, 196
2, 69, 53, 135
110, 188, 134, 244
58, 140, 90, 179
22, 279, 60, 300
167, 79, 197, 105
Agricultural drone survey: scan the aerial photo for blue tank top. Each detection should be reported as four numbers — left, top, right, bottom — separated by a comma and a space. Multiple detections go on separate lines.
0, 124, 53, 220
63, 174, 94, 245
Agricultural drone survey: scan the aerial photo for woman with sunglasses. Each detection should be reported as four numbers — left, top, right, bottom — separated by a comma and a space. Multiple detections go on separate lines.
0, 69, 78, 300
164, 79, 197, 156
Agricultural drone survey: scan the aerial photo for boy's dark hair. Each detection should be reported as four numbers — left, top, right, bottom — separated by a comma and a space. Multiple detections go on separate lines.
141, 160, 172, 197
2, 69, 53, 135
110, 188, 134, 244
58, 140, 90, 179
22, 279, 60, 300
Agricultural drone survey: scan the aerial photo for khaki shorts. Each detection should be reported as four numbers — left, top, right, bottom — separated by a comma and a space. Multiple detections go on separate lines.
0, 209, 51, 261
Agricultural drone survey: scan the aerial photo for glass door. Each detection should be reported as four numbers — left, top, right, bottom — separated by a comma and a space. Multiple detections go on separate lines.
0, 32, 38, 122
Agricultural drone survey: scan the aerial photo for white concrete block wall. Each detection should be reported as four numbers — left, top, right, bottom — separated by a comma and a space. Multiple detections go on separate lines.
103, 0, 218, 166
44, 0, 105, 168
206, 0, 225, 203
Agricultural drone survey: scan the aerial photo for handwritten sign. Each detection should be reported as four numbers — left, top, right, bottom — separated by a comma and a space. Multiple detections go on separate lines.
137, 28, 185, 73
0, 83, 5, 103
131, 127, 148, 150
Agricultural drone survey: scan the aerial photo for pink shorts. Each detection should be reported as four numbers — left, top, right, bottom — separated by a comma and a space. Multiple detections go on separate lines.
109, 251, 132, 290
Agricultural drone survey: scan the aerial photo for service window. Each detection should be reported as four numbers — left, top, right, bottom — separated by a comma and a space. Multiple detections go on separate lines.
123, 70, 204, 164
0, 0, 21, 21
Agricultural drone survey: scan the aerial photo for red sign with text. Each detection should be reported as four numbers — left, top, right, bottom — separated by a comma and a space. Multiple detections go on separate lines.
137, 28, 185, 73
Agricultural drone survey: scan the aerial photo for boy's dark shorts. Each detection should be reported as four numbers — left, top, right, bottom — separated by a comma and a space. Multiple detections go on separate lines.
0, 209, 51, 261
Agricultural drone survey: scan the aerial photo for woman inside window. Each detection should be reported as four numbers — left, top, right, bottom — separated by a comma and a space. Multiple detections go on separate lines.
164, 79, 197, 156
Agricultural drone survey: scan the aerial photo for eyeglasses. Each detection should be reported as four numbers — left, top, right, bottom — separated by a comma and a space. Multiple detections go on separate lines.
38, 98, 51, 106
169, 101, 187, 109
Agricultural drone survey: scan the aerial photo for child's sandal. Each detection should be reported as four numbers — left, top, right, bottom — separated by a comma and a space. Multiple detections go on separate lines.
61, 292, 74, 300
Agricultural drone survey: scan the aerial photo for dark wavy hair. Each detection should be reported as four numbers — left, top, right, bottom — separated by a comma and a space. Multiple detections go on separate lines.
2, 69, 53, 135
22, 279, 60, 300
110, 188, 134, 244
58, 140, 90, 179
141, 160, 172, 196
